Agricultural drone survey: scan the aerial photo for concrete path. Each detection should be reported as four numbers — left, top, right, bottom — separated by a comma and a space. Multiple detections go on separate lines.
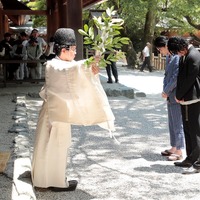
1, 65, 200, 200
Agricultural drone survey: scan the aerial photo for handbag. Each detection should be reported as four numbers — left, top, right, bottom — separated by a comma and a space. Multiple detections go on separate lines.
27, 45, 39, 68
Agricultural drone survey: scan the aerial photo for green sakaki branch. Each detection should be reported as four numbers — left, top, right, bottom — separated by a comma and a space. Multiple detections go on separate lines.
78, 7, 130, 68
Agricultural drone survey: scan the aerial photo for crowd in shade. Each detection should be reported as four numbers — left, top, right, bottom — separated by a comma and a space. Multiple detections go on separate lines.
0, 29, 55, 81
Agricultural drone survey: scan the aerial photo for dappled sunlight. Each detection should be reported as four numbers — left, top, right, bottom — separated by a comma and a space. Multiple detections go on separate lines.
100, 67, 164, 95
21, 80, 173, 199
12, 158, 35, 199
109, 96, 168, 136
66, 91, 191, 199
119, 75, 163, 95
22, 89, 200, 200
67, 95, 170, 186
3, 64, 200, 199
61, 94, 169, 199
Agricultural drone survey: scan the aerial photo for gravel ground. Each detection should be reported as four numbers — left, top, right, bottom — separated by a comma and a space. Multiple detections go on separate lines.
1, 66, 200, 200
0, 95, 15, 200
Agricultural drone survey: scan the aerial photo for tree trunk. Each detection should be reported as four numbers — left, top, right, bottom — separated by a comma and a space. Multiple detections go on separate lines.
143, 0, 157, 46
122, 41, 136, 69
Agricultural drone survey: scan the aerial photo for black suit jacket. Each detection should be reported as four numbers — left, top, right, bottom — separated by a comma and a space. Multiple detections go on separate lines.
176, 46, 200, 101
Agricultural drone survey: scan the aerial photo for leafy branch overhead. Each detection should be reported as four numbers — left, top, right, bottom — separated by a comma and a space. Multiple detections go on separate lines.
78, 7, 130, 67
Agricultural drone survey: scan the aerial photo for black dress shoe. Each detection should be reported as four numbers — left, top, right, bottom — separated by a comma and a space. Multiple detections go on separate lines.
174, 159, 193, 168
49, 180, 78, 192
107, 80, 113, 83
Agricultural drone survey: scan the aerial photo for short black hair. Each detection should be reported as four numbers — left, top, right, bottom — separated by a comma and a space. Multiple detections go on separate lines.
167, 37, 188, 54
54, 44, 70, 56
49, 36, 54, 42
20, 31, 27, 37
154, 36, 168, 48
31, 29, 39, 34
4, 32, 11, 37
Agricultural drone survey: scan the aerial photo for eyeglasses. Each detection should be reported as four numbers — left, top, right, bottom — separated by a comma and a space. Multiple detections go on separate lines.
64, 46, 76, 53
69, 47, 76, 53
70, 48, 76, 53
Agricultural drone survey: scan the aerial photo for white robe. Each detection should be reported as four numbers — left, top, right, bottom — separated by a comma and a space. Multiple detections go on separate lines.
31, 58, 115, 188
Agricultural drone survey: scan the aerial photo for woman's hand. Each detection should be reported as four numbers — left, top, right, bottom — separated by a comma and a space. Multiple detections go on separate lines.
162, 92, 168, 98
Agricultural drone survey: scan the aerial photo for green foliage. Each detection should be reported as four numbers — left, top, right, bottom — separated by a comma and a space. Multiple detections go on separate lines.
33, 16, 47, 28
27, 0, 46, 10
27, 0, 46, 27
22, 0, 200, 54
95, 0, 200, 51
96, 0, 153, 51
160, 0, 200, 34
78, 7, 130, 68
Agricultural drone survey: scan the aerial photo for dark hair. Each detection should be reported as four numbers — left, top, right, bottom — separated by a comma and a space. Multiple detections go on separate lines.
20, 31, 27, 37
49, 36, 54, 42
53, 28, 76, 56
31, 29, 38, 34
154, 36, 168, 48
14, 39, 22, 45
167, 37, 188, 54
29, 36, 38, 44
4, 32, 11, 37
54, 44, 70, 56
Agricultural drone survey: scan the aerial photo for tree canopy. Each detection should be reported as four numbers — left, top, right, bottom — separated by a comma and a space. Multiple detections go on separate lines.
25, 0, 47, 27
97, 0, 200, 51
25, 0, 200, 52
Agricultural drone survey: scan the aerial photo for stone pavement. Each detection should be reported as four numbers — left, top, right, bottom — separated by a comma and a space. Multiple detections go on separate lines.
1, 65, 200, 200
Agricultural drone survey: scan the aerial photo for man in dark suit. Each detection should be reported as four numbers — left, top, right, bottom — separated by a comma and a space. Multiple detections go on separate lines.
168, 37, 200, 174
104, 52, 119, 83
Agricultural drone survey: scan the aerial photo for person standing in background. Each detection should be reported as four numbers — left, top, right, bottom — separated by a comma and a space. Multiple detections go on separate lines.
11, 32, 28, 80
28, 29, 47, 78
29, 29, 47, 53
0, 32, 15, 79
20, 31, 29, 79
140, 42, 152, 72
10, 39, 24, 80
44, 36, 56, 60
106, 61, 119, 83
26, 37, 43, 80
154, 36, 184, 161
105, 52, 119, 84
